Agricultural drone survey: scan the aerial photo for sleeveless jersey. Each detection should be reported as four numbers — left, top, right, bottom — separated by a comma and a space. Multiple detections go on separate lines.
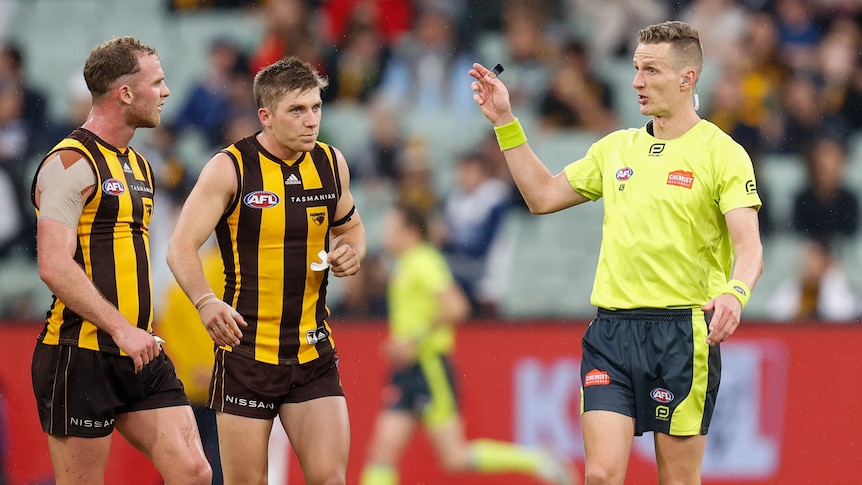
30, 128, 156, 354
217, 136, 342, 365
563, 120, 762, 310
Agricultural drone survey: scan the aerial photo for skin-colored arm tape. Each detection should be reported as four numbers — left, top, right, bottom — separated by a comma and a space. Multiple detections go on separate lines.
36, 154, 96, 230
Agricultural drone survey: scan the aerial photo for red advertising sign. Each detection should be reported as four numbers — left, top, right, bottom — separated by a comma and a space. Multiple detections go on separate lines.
1, 321, 860, 484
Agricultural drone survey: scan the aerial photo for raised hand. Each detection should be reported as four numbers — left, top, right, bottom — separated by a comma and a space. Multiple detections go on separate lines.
469, 62, 515, 126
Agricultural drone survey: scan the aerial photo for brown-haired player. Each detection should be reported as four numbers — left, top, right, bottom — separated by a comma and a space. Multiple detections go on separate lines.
470, 21, 763, 484
30, 36, 212, 484
167, 56, 365, 485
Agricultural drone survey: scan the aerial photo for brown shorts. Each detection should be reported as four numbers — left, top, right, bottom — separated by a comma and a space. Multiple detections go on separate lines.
207, 348, 344, 419
31, 342, 190, 438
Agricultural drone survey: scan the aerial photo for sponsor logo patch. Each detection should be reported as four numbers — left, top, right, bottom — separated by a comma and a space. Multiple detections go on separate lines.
649, 143, 665, 156
615, 167, 634, 181
243, 190, 280, 208
102, 178, 126, 196
745, 179, 757, 194
584, 369, 610, 387
667, 170, 694, 189
306, 327, 330, 345
650, 387, 674, 403
310, 211, 326, 226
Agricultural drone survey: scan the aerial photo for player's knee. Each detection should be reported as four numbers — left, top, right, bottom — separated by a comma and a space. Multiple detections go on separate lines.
438, 451, 470, 474
584, 463, 623, 485
303, 469, 346, 485
185, 459, 213, 485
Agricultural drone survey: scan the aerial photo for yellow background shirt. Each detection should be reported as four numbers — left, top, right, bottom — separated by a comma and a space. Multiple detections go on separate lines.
388, 243, 455, 358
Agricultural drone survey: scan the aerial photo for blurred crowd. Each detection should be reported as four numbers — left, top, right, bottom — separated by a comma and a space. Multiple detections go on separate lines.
2, 0, 862, 322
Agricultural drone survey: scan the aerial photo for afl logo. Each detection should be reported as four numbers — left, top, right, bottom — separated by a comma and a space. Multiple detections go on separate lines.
243, 191, 281, 208
102, 178, 126, 196
615, 167, 634, 181
650, 388, 674, 404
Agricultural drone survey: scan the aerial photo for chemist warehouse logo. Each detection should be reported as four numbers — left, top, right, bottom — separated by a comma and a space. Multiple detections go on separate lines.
667, 170, 694, 189
584, 369, 610, 387
243, 190, 280, 208
101, 178, 125, 196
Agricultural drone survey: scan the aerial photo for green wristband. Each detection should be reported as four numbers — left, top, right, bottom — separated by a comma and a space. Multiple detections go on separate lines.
494, 118, 528, 151
724, 279, 751, 308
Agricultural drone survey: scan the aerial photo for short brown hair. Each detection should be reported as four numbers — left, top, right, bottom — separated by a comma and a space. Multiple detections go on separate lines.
638, 21, 703, 75
253, 57, 329, 109
83, 36, 159, 98
393, 203, 429, 239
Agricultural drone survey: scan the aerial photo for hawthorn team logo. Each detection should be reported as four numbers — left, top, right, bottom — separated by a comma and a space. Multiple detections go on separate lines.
243, 190, 280, 208
102, 178, 126, 196
310, 211, 326, 226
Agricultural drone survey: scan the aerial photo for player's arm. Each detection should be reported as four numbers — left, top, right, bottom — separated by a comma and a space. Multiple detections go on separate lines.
388, 277, 470, 367
470, 62, 589, 214
167, 152, 246, 347
435, 283, 470, 327
328, 146, 366, 277
703, 206, 763, 345
36, 151, 160, 372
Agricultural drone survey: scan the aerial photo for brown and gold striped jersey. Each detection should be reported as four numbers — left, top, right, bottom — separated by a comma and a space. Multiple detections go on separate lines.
216, 136, 343, 365
31, 128, 156, 354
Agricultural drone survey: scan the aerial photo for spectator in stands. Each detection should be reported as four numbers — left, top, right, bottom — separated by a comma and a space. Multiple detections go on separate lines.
395, 136, 438, 216
321, 13, 391, 104
680, 0, 751, 70
349, 97, 404, 182
708, 11, 789, 154
376, 6, 475, 114
320, 0, 412, 48
793, 136, 859, 244
439, 153, 512, 316
773, 0, 822, 74
0, 168, 20, 259
0, 43, 49, 260
818, 18, 862, 133
570, 0, 669, 61
776, 74, 828, 154
706, 72, 762, 158
171, 38, 248, 149
48, 73, 91, 143
0, 43, 48, 151
538, 39, 617, 133
493, 0, 559, 109
0, 85, 33, 259
475, 131, 528, 210
248, 0, 323, 75
769, 238, 860, 321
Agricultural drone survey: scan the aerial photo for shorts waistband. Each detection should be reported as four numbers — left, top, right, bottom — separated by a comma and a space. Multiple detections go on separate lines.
596, 307, 697, 321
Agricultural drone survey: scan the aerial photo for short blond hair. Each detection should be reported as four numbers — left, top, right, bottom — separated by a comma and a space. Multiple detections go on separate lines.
638, 21, 703, 75
253, 57, 328, 110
